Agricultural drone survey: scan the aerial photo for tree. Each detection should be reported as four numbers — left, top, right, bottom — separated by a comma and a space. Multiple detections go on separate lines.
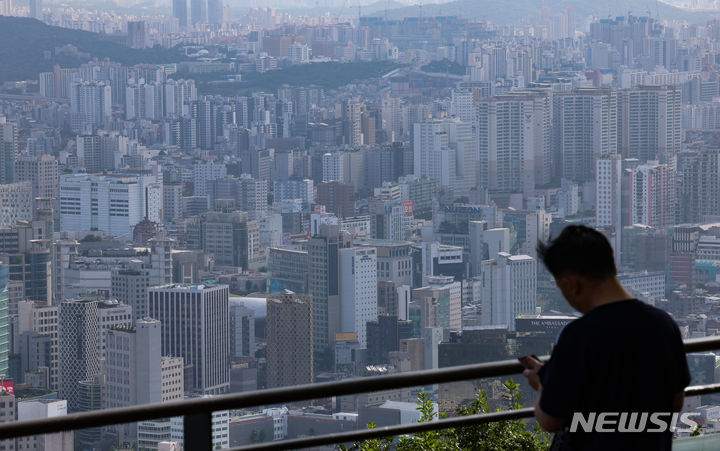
342, 379, 550, 451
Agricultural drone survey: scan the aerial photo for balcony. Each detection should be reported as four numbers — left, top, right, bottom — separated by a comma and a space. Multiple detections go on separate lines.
1, 336, 720, 450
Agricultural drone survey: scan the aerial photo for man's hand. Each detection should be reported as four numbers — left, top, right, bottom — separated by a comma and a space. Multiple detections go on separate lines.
521, 356, 543, 391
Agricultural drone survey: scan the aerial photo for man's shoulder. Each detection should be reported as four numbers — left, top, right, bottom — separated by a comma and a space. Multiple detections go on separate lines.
559, 300, 678, 340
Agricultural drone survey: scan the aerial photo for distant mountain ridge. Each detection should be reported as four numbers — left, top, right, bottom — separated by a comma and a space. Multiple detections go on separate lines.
373, 0, 716, 24
0, 15, 185, 82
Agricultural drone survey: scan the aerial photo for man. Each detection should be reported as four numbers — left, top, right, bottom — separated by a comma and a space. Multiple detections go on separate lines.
522, 225, 690, 450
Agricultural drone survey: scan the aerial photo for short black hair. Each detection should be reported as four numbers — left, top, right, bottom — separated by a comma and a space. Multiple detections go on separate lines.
537, 225, 616, 281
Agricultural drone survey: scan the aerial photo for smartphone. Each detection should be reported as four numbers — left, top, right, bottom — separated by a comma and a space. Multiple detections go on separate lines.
518, 354, 539, 369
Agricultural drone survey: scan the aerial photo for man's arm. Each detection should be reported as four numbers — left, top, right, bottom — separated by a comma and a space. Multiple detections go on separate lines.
523, 357, 565, 432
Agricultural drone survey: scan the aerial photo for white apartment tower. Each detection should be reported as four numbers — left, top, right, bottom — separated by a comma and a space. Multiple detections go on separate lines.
413, 118, 476, 196
596, 155, 623, 228
628, 161, 677, 229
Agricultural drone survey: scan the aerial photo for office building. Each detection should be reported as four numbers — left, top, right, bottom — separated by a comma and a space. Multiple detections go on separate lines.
59, 299, 100, 412
469, 221, 510, 277
307, 225, 351, 363
97, 300, 133, 361
412, 275, 462, 332
339, 247, 378, 348
137, 355, 184, 449
267, 247, 308, 294
316, 182, 354, 218
0, 390, 15, 451
16, 399, 73, 450
356, 239, 413, 287
17, 301, 59, 390
479, 253, 536, 332
266, 292, 313, 388
149, 284, 230, 394
106, 319, 162, 441
194, 160, 226, 197
59, 173, 162, 238
0, 182, 32, 228
111, 262, 151, 322
230, 304, 255, 358
14, 155, 59, 209
200, 211, 262, 270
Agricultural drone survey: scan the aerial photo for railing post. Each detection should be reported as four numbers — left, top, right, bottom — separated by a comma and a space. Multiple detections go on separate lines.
184, 411, 213, 451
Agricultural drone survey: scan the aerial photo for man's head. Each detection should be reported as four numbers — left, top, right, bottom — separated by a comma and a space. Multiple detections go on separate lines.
537, 225, 617, 312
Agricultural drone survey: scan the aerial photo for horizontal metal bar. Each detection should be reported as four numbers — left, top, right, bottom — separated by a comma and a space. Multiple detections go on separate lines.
0, 336, 716, 440
231, 407, 536, 451
684, 382, 720, 397
0, 356, 543, 440
684, 336, 720, 354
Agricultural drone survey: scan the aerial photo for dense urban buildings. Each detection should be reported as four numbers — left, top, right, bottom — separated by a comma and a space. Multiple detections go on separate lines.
1, 0, 720, 447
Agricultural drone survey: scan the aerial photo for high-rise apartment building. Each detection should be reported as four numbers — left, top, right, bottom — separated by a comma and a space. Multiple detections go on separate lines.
69, 81, 112, 132
413, 118, 476, 196
618, 85, 681, 161
127, 21, 146, 48
0, 264, 8, 378
627, 161, 676, 228
477, 90, 552, 196
148, 283, 230, 394
344, 98, 363, 146
0, 118, 17, 184
555, 88, 617, 183
173, 0, 188, 27
58, 299, 100, 412
596, 155, 623, 228
266, 291, 313, 388
339, 247, 378, 348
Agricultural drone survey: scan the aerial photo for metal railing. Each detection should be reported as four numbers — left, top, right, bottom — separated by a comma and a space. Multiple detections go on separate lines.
0, 336, 719, 450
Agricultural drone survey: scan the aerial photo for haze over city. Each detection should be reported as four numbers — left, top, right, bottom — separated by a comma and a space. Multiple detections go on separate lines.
0, 0, 720, 449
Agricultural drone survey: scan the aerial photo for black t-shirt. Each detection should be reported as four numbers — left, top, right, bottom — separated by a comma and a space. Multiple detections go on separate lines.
539, 299, 691, 451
